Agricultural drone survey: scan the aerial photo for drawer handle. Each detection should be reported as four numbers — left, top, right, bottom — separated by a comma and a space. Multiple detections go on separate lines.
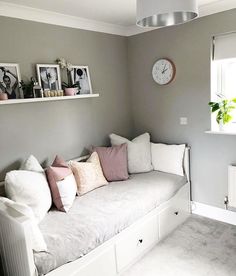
174, 211, 179, 216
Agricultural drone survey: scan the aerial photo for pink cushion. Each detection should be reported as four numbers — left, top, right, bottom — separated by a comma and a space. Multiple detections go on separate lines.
93, 144, 129, 182
52, 155, 68, 168
46, 156, 77, 212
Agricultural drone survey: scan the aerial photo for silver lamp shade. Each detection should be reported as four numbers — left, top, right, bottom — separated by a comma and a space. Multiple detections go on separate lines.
137, 0, 199, 28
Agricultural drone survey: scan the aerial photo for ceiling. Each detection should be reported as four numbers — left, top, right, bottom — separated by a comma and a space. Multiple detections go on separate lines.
0, 0, 235, 36
0, 0, 234, 26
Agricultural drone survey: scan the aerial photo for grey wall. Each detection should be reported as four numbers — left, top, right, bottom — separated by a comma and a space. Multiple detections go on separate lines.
0, 16, 132, 180
1, 9, 236, 209
128, 9, 236, 208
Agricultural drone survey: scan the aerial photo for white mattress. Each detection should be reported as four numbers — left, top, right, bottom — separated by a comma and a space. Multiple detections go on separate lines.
34, 171, 187, 275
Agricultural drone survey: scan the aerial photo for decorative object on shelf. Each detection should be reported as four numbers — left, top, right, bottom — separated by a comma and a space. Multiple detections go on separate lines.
64, 88, 77, 96
136, 0, 199, 28
56, 58, 79, 96
43, 90, 64, 98
0, 92, 8, 101
71, 66, 92, 95
21, 77, 43, 98
209, 94, 236, 131
152, 58, 176, 85
36, 64, 61, 92
20, 79, 34, 98
33, 80, 43, 98
0, 63, 23, 99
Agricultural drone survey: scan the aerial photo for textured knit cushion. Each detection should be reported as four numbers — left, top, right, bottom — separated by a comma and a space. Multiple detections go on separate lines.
0, 197, 47, 252
151, 143, 186, 176
93, 144, 129, 181
109, 133, 153, 174
46, 156, 77, 212
69, 152, 108, 195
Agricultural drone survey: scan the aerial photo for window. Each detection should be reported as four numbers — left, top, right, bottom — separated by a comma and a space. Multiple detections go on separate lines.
211, 33, 236, 132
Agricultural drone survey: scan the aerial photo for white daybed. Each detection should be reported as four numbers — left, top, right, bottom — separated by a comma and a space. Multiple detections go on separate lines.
0, 147, 191, 276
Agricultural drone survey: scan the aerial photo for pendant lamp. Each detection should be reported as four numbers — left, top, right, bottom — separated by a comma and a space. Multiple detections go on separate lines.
137, 0, 199, 28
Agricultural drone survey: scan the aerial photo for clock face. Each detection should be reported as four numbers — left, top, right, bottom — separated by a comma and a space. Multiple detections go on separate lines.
152, 59, 176, 85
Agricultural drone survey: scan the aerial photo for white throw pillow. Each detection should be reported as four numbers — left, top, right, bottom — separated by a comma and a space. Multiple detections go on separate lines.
5, 155, 52, 222
151, 143, 186, 176
55, 174, 77, 212
45, 155, 77, 213
110, 133, 153, 174
20, 155, 44, 173
0, 197, 47, 252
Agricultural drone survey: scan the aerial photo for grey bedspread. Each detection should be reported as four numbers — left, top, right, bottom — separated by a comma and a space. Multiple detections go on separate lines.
34, 171, 187, 275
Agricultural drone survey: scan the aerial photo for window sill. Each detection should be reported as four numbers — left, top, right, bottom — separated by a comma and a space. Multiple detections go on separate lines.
205, 130, 236, 136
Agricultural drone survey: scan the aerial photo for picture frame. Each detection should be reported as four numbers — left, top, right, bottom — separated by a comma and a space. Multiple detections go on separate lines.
36, 64, 61, 91
70, 66, 93, 95
0, 63, 23, 99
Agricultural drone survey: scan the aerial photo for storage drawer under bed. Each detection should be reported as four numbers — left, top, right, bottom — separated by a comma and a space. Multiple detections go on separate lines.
115, 214, 159, 273
159, 185, 190, 240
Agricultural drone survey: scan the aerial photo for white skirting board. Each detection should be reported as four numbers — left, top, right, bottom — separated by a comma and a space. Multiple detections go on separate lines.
191, 201, 236, 226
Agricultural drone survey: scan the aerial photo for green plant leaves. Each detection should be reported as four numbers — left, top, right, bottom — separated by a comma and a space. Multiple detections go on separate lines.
223, 114, 232, 123
209, 96, 236, 125
211, 103, 220, 112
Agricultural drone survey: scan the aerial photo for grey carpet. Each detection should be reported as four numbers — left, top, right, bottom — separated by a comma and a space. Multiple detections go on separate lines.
122, 215, 236, 276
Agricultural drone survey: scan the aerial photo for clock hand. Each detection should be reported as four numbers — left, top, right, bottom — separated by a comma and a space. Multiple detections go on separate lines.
162, 64, 167, 74
162, 68, 168, 74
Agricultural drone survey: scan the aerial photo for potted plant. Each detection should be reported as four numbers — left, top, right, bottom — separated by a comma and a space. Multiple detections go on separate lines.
209, 94, 236, 131
20, 78, 35, 98
56, 58, 79, 96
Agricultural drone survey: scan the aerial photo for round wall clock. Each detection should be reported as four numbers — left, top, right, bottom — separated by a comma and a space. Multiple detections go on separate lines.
152, 58, 176, 85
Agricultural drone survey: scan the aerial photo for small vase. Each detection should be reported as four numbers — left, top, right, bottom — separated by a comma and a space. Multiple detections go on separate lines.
0, 93, 8, 101
219, 120, 224, 131
64, 88, 77, 96
218, 119, 230, 132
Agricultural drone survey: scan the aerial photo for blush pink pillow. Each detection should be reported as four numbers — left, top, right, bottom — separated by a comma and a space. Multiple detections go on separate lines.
69, 152, 108, 196
93, 144, 129, 182
46, 156, 77, 212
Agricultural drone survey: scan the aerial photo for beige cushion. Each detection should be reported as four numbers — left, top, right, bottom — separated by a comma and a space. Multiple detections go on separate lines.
69, 152, 108, 195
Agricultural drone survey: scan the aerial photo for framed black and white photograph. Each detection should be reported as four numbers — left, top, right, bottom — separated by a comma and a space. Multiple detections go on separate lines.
0, 63, 22, 99
36, 64, 61, 91
71, 66, 92, 95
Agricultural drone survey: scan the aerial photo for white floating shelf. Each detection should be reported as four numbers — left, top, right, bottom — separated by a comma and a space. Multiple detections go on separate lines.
205, 130, 236, 136
0, 93, 99, 105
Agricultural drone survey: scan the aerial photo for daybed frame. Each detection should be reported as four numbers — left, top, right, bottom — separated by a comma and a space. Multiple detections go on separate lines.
0, 148, 191, 276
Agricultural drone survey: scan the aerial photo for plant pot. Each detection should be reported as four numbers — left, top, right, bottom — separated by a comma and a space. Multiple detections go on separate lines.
64, 88, 77, 96
0, 93, 8, 101
219, 120, 224, 131
218, 120, 232, 132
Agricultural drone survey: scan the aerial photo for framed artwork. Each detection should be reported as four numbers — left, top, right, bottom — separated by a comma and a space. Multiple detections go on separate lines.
36, 64, 61, 91
0, 63, 23, 99
71, 66, 92, 95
